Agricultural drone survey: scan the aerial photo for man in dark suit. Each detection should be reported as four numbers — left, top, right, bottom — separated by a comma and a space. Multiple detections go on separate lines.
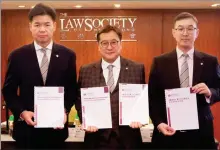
75, 25, 145, 149
2, 3, 77, 149
148, 12, 220, 149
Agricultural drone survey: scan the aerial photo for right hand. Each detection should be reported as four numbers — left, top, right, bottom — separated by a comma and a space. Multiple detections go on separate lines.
20, 111, 37, 126
157, 123, 176, 136
82, 126, 98, 133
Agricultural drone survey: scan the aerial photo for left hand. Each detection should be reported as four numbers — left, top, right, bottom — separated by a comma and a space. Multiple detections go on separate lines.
129, 122, 142, 128
192, 83, 211, 97
54, 112, 67, 130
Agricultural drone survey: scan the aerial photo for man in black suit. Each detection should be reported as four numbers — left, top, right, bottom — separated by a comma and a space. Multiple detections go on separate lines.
75, 25, 145, 149
149, 12, 220, 149
2, 3, 77, 149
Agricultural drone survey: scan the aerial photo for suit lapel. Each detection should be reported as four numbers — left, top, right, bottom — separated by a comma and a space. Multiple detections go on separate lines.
45, 43, 60, 85
168, 50, 181, 88
192, 51, 204, 86
93, 60, 106, 87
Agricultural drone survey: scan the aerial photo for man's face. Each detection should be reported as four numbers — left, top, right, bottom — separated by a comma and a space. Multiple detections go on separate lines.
172, 18, 199, 50
29, 15, 56, 46
98, 31, 122, 63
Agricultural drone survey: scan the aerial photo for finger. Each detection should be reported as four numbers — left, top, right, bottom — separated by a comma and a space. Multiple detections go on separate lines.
129, 122, 134, 128
196, 87, 208, 95
134, 122, 139, 128
138, 123, 142, 128
131, 122, 136, 128
90, 127, 95, 132
192, 83, 203, 91
63, 114, 67, 124
194, 87, 205, 93
86, 126, 91, 132
92, 126, 98, 132
198, 89, 208, 94
26, 118, 36, 126
165, 131, 175, 136
167, 126, 175, 131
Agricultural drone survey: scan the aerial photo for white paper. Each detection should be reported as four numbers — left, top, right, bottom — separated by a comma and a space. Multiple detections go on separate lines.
165, 87, 199, 130
81, 86, 112, 129
119, 83, 149, 125
34, 87, 64, 128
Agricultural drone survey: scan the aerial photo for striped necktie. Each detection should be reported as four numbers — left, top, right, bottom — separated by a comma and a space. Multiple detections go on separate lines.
180, 54, 189, 88
107, 65, 115, 93
40, 48, 49, 85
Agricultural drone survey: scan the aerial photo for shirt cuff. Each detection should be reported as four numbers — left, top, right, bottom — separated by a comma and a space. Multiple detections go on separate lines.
205, 96, 211, 103
19, 111, 25, 121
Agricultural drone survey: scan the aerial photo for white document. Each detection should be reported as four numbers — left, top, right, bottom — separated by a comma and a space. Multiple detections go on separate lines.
165, 87, 199, 130
119, 83, 149, 125
81, 86, 112, 129
34, 87, 64, 128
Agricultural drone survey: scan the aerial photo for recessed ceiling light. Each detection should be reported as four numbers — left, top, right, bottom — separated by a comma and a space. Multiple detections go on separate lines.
18, 5, 25, 8
75, 5, 82, 8
211, 4, 220, 7
114, 4, 121, 8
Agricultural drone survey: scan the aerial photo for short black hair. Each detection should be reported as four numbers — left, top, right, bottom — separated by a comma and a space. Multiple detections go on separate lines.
96, 25, 122, 42
28, 3, 56, 22
174, 12, 198, 27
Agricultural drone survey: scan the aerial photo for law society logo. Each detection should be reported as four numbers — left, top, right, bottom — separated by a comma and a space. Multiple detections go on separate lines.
59, 13, 137, 41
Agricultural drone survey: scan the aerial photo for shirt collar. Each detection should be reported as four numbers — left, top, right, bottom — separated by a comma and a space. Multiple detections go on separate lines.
101, 56, 121, 69
34, 41, 53, 51
176, 46, 194, 60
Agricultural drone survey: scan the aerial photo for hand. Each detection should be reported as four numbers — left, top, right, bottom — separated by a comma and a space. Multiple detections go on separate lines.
157, 123, 176, 136
129, 122, 142, 128
54, 112, 67, 130
20, 111, 37, 126
84, 126, 98, 133
192, 83, 211, 97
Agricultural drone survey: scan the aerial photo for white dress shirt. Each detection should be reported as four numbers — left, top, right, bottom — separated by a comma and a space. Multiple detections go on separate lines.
34, 41, 53, 67
102, 56, 121, 87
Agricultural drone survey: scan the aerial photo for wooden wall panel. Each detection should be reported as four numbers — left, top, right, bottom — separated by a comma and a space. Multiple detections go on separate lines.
1, 9, 220, 141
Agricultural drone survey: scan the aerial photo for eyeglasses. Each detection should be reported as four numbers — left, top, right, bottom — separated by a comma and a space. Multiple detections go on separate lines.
100, 40, 119, 48
175, 27, 197, 34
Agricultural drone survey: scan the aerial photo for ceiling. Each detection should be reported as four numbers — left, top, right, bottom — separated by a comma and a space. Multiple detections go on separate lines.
1, 0, 220, 9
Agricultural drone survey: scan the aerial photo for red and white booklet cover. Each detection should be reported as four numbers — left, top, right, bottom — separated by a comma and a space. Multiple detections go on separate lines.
165, 87, 199, 130
81, 86, 112, 129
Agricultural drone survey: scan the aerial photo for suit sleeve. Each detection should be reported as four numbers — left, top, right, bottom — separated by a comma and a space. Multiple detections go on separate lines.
2, 52, 24, 117
210, 59, 220, 105
141, 64, 146, 84
75, 66, 83, 123
64, 52, 77, 113
148, 58, 166, 127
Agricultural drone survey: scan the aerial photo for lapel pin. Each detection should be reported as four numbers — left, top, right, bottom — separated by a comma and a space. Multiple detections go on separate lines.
200, 62, 203, 65
56, 55, 59, 58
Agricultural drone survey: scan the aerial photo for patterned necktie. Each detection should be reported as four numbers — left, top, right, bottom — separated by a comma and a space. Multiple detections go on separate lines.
40, 48, 49, 84
180, 54, 189, 88
107, 65, 115, 93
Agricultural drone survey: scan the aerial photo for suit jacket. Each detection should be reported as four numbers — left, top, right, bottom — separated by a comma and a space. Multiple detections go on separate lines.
75, 56, 145, 148
2, 42, 77, 142
148, 50, 220, 148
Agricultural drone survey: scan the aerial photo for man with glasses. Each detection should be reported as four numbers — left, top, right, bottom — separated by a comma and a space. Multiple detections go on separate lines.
149, 12, 220, 149
75, 25, 145, 149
